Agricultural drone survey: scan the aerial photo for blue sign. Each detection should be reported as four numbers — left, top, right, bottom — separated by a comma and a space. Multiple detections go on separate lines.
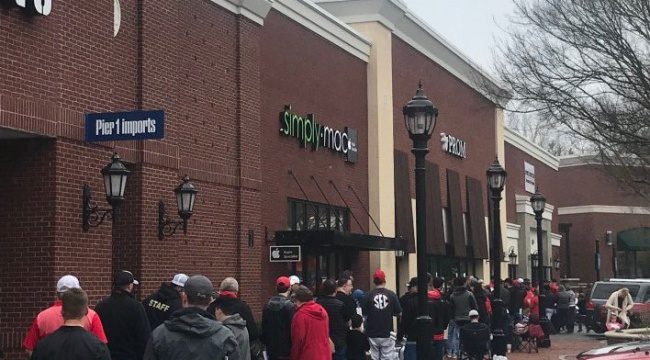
85, 110, 164, 142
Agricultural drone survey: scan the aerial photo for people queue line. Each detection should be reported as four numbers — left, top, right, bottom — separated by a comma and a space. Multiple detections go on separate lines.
21, 270, 608, 360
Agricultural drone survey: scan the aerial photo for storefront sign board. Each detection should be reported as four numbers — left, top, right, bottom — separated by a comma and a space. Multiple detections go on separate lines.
269, 245, 301, 262
525, 161, 536, 193
85, 110, 165, 142
440, 132, 466, 158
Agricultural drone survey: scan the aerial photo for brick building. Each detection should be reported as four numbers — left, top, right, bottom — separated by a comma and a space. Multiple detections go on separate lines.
1, 0, 647, 358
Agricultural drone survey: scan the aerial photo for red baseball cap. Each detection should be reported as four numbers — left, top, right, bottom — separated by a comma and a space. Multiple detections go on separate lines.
373, 269, 386, 281
276, 276, 291, 288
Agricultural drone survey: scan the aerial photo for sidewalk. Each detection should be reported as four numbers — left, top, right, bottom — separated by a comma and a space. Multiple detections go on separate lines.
507, 333, 607, 360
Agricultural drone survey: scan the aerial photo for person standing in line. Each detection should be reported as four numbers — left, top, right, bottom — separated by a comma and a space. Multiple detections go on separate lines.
144, 275, 238, 360
95, 270, 151, 360
261, 277, 295, 360
213, 296, 251, 360
566, 287, 577, 333
142, 274, 188, 330
289, 276, 301, 294
318, 279, 352, 360
209, 277, 261, 359
555, 285, 571, 332
509, 278, 526, 323
429, 277, 450, 360
397, 277, 421, 360
352, 289, 365, 316
30, 288, 111, 360
290, 286, 332, 360
23, 275, 107, 356
346, 314, 369, 360
336, 276, 357, 323
447, 277, 477, 360
362, 269, 402, 360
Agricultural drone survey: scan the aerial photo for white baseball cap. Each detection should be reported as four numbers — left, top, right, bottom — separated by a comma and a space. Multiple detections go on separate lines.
171, 274, 189, 287
289, 275, 301, 286
57, 275, 81, 293
469, 309, 479, 317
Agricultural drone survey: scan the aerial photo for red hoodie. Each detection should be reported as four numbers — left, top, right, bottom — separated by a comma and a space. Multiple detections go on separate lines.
291, 300, 332, 360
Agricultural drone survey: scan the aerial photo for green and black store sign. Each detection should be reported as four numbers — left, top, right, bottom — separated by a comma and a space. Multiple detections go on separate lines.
279, 105, 358, 164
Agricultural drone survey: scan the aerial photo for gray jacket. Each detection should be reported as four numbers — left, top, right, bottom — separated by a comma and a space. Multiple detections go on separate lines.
223, 314, 251, 360
449, 288, 477, 322
143, 307, 238, 360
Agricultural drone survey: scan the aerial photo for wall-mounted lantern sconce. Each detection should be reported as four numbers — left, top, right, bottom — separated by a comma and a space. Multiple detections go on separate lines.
158, 175, 197, 240
82, 153, 130, 232
508, 248, 518, 266
605, 230, 613, 246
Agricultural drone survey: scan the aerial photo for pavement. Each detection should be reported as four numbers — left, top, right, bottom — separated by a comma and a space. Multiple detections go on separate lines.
506, 332, 607, 360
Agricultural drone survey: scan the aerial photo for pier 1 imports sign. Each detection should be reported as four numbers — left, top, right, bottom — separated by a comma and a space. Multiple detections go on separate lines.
85, 110, 164, 142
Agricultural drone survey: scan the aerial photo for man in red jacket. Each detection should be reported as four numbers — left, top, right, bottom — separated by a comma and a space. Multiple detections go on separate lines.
290, 285, 332, 360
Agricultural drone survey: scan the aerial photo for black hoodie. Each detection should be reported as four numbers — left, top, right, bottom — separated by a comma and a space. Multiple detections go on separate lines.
261, 295, 295, 359
142, 282, 183, 330
143, 307, 238, 360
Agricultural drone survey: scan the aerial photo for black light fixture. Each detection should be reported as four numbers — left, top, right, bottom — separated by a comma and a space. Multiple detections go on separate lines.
486, 157, 507, 356
403, 82, 438, 359
509, 248, 518, 265
158, 175, 198, 240
530, 187, 546, 286
605, 230, 613, 246
82, 153, 130, 231
554, 257, 561, 269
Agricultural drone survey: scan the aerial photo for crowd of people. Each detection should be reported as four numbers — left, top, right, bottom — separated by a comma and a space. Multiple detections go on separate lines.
20, 269, 623, 360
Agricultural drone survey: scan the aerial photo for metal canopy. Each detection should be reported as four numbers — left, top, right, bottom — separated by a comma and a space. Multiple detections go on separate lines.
274, 230, 406, 251
617, 227, 650, 251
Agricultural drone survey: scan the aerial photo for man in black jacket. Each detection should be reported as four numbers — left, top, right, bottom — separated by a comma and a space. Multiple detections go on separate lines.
95, 270, 151, 360
260, 276, 295, 360
397, 277, 419, 360
317, 279, 352, 360
143, 275, 238, 360
335, 276, 356, 321
142, 273, 188, 330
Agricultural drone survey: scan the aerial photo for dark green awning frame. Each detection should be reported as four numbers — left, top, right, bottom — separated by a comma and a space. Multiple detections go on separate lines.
275, 230, 406, 251
617, 227, 650, 251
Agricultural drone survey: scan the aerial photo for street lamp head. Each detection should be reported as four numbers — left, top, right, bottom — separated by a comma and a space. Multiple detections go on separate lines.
486, 157, 507, 192
403, 82, 438, 142
101, 153, 130, 206
174, 175, 197, 220
509, 249, 518, 265
530, 187, 546, 214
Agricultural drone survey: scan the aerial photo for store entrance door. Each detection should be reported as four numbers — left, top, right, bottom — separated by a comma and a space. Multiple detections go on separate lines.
295, 249, 355, 294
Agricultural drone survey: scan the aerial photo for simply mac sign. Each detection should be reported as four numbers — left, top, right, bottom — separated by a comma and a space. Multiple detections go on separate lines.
85, 110, 164, 142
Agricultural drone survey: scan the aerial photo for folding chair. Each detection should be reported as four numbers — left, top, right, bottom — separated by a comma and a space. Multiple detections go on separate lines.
459, 324, 491, 360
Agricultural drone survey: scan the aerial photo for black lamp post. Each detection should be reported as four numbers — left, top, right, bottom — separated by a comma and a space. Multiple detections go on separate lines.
158, 175, 198, 240
530, 188, 546, 287
82, 153, 130, 231
486, 158, 507, 356
531, 252, 539, 282
595, 239, 601, 281
403, 82, 438, 359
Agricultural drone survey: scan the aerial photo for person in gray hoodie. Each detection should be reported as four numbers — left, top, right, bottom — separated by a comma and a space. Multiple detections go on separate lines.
143, 275, 238, 360
446, 277, 477, 359
213, 296, 251, 360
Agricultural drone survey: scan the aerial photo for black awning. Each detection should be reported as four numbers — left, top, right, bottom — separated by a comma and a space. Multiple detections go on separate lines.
275, 230, 406, 251
617, 227, 650, 251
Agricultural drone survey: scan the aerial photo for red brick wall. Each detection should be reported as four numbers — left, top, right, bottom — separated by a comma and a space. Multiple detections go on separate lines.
0, 139, 57, 354
392, 36, 497, 215
558, 213, 648, 282
504, 142, 560, 233
0, 1, 264, 356
556, 165, 647, 207
260, 10, 370, 298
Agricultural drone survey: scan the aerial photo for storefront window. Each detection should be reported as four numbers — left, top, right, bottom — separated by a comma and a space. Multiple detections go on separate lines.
288, 198, 349, 232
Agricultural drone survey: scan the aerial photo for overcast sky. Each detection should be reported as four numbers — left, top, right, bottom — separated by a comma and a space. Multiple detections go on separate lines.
401, 0, 518, 75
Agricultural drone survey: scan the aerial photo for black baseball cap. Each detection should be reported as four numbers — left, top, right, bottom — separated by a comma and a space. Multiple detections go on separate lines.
114, 270, 139, 287
184, 275, 214, 300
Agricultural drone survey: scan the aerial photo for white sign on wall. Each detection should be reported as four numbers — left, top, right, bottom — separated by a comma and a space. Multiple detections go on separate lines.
524, 161, 536, 193
440, 132, 466, 159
